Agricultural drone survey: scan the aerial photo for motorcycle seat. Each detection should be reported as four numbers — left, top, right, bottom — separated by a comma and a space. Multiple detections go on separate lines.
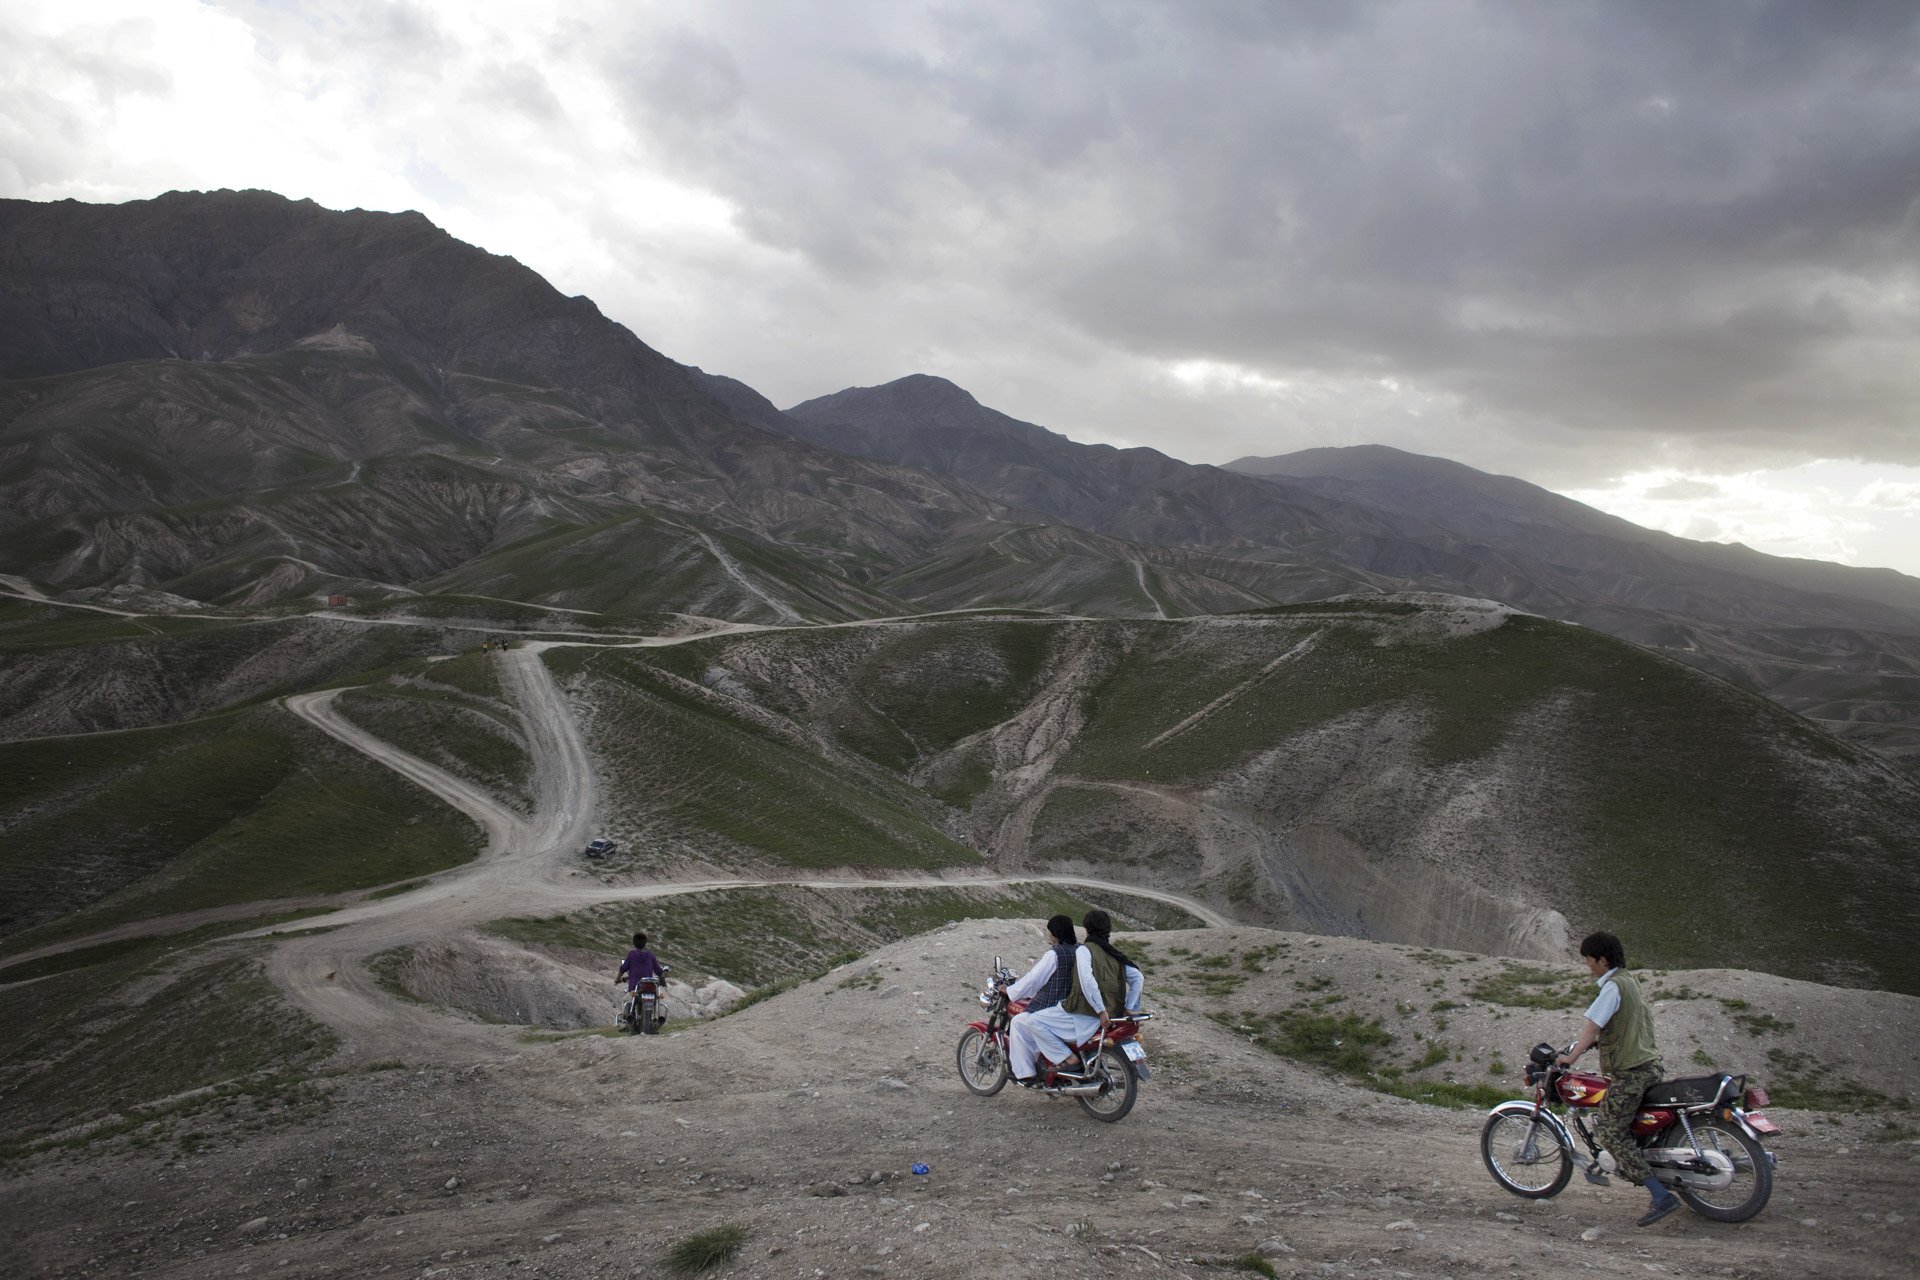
1643, 1073, 1742, 1108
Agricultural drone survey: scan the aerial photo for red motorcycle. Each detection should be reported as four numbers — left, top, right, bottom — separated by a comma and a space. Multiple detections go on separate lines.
954, 957, 1153, 1122
1482, 1042, 1780, 1222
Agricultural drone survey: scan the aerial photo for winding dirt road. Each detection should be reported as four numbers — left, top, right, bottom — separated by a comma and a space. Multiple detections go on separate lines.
253, 644, 1228, 1058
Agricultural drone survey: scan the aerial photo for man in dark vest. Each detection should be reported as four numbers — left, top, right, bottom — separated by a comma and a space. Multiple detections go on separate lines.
1557, 930, 1681, 1227
1004, 915, 1080, 1085
1018, 909, 1142, 1084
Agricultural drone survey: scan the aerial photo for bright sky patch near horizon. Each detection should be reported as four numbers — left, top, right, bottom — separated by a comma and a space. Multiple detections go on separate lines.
5, 0, 1918, 575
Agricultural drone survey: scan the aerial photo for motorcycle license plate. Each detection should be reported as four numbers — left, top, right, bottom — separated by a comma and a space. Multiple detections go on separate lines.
1121, 1041, 1146, 1062
1746, 1112, 1779, 1135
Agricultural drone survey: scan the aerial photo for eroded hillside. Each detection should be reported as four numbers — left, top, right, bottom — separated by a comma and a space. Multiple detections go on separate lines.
550, 597, 1920, 994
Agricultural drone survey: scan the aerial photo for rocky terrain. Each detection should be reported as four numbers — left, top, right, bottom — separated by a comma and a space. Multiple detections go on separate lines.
1, 592, 1915, 1280
6, 920, 1919, 1280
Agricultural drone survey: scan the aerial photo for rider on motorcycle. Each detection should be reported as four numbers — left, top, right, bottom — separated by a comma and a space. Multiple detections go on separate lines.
1011, 909, 1143, 1086
1556, 930, 1679, 1227
1005, 915, 1080, 1084
616, 931, 666, 1021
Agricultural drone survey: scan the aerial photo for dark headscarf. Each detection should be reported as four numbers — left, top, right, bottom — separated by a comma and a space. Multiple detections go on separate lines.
1081, 909, 1133, 970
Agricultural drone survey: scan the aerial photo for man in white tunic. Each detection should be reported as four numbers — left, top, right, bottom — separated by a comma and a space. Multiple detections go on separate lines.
1004, 914, 1080, 1083
1016, 909, 1143, 1084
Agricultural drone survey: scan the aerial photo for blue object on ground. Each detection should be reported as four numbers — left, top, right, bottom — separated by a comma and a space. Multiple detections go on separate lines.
911, 1163, 930, 1176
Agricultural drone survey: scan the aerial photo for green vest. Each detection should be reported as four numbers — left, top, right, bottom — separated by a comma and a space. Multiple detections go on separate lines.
1063, 943, 1124, 1018
1596, 968, 1659, 1074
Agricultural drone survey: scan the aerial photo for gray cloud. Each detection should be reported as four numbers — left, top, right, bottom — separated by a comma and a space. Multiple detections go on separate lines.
589, 0, 1920, 471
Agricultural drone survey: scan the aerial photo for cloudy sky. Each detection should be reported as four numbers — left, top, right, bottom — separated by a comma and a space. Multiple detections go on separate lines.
6, 0, 1919, 574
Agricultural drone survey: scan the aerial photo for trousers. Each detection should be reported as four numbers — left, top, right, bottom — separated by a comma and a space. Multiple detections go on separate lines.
1010, 1005, 1101, 1077
1595, 1059, 1663, 1184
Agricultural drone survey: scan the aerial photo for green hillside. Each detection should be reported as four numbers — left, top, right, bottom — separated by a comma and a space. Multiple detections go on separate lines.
552, 645, 980, 871
0, 704, 481, 951
645, 603, 1920, 993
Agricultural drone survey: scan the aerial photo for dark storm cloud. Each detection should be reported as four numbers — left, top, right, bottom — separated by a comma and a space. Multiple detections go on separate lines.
601, 0, 1920, 464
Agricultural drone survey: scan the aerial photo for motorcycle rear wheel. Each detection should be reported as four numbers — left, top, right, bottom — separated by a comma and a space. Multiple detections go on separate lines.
1480, 1111, 1572, 1197
1076, 1047, 1138, 1123
1662, 1120, 1772, 1222
956, 1028, 1009, 1096
640, 1000, 656, 1035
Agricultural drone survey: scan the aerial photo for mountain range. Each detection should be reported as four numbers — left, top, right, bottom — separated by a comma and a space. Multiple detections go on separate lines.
4, 189, 1919, 997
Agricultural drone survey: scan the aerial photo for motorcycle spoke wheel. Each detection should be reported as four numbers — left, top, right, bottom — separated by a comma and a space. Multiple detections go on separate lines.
1665, 1121, 1772, 1222
1480, 1112, 1571, 1197
1076, 1047, 1138, 1123
955, 1028, 1009, 1096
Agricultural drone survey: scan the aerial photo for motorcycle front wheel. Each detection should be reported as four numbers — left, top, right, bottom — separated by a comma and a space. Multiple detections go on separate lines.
1662, 1120, 1772, 1222
1077, 1047, 1138, 1123
1481, 1111, 1572, 1197
956, 1028, 1009, 1096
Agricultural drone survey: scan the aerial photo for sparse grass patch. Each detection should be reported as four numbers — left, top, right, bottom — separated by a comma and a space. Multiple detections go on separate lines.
1222, 1006, 1511, 1111
664, 1222, 746, 1275
1732, 1012, 1795, 1037
1226, 1009, 1391, 1076
1761, 1049, 1909, 1113
0, 948, 336, 1157
1378, 1078, 1514, 1109
1468, 965, 1586, 1010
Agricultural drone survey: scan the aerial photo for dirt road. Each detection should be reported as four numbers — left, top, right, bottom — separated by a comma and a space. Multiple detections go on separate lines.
8, 641, 1918, 1278
255, 646, 1232, 1059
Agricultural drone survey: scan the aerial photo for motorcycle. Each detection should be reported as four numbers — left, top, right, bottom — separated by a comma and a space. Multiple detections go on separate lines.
954, 956, 1153, 1123
1481, 1041, 1780, 1222
617, 965, 671, 1035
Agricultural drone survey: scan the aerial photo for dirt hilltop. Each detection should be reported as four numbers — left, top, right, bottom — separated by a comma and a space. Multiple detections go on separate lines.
8, 918, 1917, 1280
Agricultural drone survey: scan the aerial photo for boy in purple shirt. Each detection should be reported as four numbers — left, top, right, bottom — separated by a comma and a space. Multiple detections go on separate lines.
617, 931, 664, 991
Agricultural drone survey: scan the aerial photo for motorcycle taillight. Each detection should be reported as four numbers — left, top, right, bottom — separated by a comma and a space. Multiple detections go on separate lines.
1744, 1086, 1771, 1109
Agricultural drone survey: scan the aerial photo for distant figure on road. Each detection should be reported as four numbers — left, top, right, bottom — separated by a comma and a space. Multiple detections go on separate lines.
617, 931, 664, 998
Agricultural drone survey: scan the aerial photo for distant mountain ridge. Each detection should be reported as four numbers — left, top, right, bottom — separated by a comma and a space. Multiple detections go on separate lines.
1229, 444, 1920, 614
2, 189, 1917, 771
774, 377, 1920, 769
